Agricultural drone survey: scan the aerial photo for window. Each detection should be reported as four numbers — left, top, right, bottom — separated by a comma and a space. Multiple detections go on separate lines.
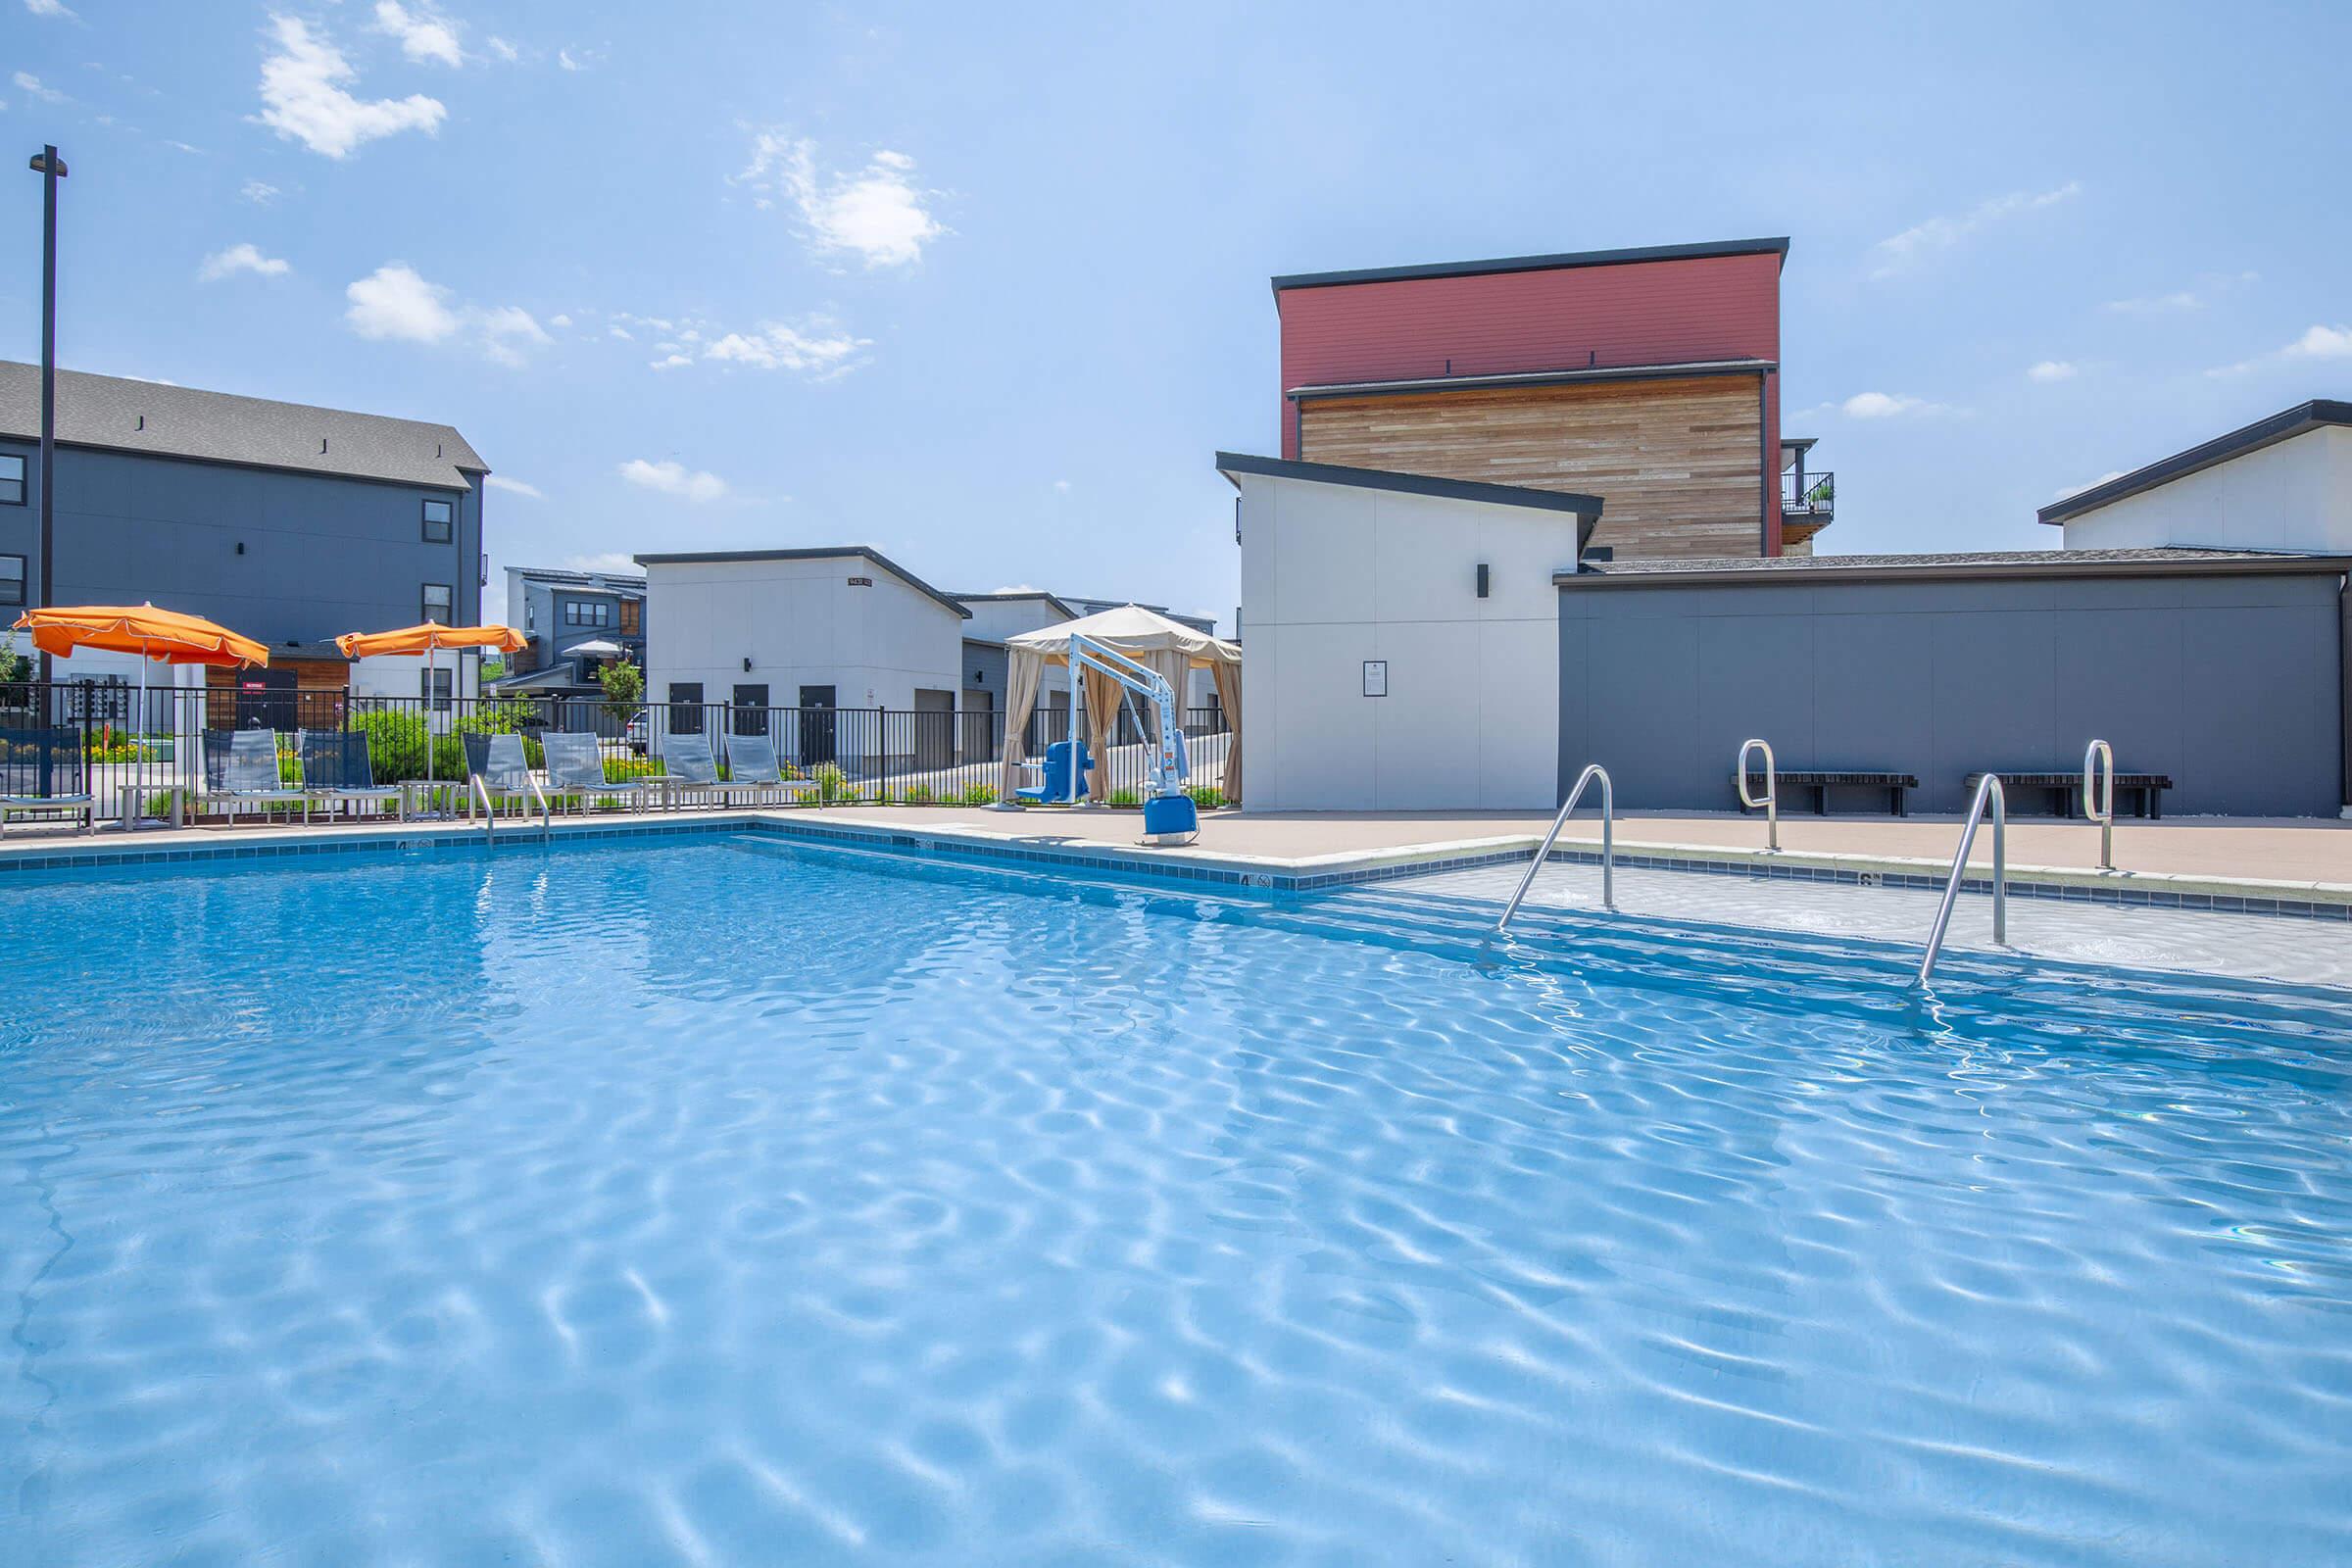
667, 682, 705, 735
0, 554, 23, 607
525, 601, 535, 631
731, 684, 769, 737
420, 666, 454, 711
422, 583, 453, 624
421, 498, 454, 543
0, 454, 24, 507
594, 603, 612, 628
564, 602, 580, 626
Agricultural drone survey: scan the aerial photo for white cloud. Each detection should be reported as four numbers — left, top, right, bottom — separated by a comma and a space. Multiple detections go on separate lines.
557, 48, 585, 71
2282, 323, 2352, 361
486, 35, 518, 62
564, 552, 637, 574
990, 583, 1044, 595
2053, 470, 2126, 500
14, 72, 67, 103
1052, 479, 1071, 493
618, 459, 726, 503
1868, 181, 2080, 279
703, 318, 868, 375
371, 1, 463, 68
548, 313, 572, 329
649, 353, 692, 370
240, 179, 281, 204
2026, 360, 2079, 383
24, 0, 77, 20
476, 304, 551, 367
199, 242, 290, 281
345, 263, 460, 342
740, 132, 943, 269
1836, 391, 1957, 418
256, 15, 445, 159
344, 263, 553, 368
484, 474, 543, 499
2208, 322, 2352, 378
607, 324, 634, 341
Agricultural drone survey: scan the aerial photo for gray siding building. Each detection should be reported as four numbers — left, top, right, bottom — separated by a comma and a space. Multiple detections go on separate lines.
0, 363, 487, 704
493, 565, 647, 697
1555, 549, 2352, 818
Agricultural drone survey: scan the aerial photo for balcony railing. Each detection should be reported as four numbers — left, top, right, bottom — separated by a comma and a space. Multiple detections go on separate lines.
1784, 469, 1835, 518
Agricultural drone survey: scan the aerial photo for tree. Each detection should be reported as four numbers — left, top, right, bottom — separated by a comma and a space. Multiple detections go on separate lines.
599, 657, 644, 724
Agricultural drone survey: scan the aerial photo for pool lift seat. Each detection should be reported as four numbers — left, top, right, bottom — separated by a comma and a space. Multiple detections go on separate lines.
1064, 632, 1199, 846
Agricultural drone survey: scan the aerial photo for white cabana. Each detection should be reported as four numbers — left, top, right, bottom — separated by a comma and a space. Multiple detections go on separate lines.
1001, 604, 1244, 804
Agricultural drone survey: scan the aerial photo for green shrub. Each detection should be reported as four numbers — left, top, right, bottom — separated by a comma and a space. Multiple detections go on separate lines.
1187, 785, 1225, 809
349, 710, 462, 782
1106, 788, 1141, 808
813, 762, 850, 804
903, 784, 938, 806
959, 782, 999, 807
605, 756, 662, 783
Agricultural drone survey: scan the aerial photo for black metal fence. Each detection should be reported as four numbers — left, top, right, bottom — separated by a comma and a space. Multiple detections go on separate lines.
0, 679, 1233, 828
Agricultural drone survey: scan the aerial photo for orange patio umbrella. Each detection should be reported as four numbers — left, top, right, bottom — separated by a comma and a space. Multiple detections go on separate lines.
332, 621, 526, 790
15, 604, 269, 752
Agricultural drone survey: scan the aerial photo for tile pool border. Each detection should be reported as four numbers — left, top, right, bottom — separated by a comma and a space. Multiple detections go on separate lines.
0, 809, 2346, 921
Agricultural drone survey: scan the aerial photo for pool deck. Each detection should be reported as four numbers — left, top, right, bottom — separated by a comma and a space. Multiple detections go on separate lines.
5, 804, 2350, 907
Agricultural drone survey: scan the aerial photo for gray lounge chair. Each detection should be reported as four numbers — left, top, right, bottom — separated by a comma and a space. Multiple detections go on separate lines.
721, 730, 812, 807
299, 729, 405, 821
197, 728, 319, 825
658, 729, 734, 808
541, 730, 654, 813
0, 725, 94, 836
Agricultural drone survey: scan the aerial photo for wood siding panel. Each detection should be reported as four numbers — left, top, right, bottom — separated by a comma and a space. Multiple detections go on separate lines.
1298, 375, 1764, 561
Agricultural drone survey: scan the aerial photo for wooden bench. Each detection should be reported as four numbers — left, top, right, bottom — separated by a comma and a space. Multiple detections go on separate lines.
1967, 770, 2173, 820
1740, 768, 1921, 817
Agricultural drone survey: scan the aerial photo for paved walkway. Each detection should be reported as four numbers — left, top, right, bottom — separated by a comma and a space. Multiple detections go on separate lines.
801, 806, 2352, 886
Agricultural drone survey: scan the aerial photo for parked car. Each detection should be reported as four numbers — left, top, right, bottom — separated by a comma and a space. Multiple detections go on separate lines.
624, 710, 648, 756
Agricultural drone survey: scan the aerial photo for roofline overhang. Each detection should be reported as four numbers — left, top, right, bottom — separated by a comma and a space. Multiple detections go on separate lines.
0, 431, 480, 491
1218, 451, 1603, 550
2036, 399, 2352, 524
949, 590, 1080, 619
1288, 358, 1775, 402
631, 546, 973, 618
1270, 236, 1790, 296
1553, 553, 2352, 590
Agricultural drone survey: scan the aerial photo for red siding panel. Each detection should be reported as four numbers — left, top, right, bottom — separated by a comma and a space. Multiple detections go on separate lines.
1275, 251, 1784, 474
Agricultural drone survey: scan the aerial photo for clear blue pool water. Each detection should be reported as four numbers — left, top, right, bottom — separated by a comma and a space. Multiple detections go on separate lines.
4, 834, 2351, 1566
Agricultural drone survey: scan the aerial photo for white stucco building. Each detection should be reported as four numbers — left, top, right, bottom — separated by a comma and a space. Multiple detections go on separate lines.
636, 548, 970, 771
1221, 453, 1601, 809
2041, 400, 2352, 553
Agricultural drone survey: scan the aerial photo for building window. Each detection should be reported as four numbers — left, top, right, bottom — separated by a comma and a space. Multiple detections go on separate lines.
564, 602, 579, 626
525, 602, 535, 631
667, 682, 704, 735
422, 583, 453, 624
593, 603, 612, 627
0, 554, 24, 607
422, 497, 454, 543
0, 454, 24, 507
420, 666, 454, 711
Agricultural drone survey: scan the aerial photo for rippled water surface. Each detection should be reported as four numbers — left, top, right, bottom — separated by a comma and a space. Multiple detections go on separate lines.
5, 836, 2352, 1566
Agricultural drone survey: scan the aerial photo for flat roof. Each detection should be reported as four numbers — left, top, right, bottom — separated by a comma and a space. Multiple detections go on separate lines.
633, 547, 972, 617
2037, 400, 2352, 524
510, 564, 647, 591
1218, 452, 1603, 549
1555, 546, 2352, 589
950, 589, 1080, 619
1271, 237, 1790, 295
1288, 358, 1775, 402
0, 361, 486, 488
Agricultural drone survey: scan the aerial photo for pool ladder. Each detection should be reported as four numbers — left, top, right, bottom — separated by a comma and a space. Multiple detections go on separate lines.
1915, 772, 2006, 986
467, 773, 555, 845
1496, 763, 1614, 932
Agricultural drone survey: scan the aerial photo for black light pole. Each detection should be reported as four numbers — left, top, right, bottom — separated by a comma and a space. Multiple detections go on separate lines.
27, 144, 66, 679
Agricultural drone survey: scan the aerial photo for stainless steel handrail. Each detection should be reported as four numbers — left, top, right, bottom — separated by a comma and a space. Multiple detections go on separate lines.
1737, 737, 1779, 853
469, 774, 497, 843
2082, 737, 2114, 870
523, 771, 553, 841
1496, 763, 1613, 931
1916, 772, 2006, 986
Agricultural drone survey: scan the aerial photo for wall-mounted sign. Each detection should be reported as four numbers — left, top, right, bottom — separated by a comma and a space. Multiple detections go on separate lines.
846, 575, 874, 588
1362, 660, 1388, 698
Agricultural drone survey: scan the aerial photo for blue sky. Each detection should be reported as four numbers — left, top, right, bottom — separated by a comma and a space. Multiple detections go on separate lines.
4, 1, 2348, 631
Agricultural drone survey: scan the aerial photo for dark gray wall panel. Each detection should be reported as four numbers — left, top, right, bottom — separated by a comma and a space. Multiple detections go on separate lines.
1557, 570, 2346, 816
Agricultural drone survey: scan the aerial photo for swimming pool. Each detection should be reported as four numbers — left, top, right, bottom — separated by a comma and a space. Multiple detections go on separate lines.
4, 833, 2349, 1565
